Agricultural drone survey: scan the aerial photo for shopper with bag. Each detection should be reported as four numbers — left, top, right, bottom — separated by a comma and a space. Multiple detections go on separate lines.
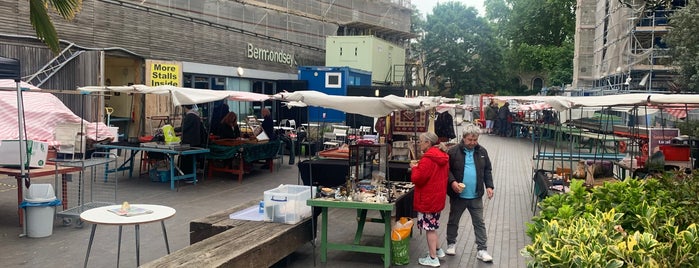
409, 132, 449, 267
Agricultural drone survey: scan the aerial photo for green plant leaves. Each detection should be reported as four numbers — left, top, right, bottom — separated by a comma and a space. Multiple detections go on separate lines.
525, 176, 699, 266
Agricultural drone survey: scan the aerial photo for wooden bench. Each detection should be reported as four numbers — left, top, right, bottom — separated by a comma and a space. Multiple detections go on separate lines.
141, 200, 313, 268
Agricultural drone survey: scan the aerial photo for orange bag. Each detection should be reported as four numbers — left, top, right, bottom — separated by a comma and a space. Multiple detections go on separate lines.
391, 217, 414, 241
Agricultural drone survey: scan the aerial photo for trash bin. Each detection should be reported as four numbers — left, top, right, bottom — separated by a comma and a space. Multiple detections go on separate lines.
19, 184, 61, 238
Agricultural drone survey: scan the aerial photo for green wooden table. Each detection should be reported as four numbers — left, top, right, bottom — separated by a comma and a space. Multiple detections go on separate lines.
307, 190, 413, 268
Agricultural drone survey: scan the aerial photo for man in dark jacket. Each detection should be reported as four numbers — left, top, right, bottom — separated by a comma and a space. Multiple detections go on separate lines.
497, 102, 511, 136
178, 104, 203, 176
444, 123, 495, 262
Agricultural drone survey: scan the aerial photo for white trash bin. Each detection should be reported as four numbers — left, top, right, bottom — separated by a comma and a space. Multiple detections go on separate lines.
22, 184, 60, 238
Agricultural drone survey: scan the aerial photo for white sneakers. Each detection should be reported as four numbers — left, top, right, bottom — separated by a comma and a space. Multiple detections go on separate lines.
435, 248, 446, 258
442, 244, 493, 262
445, 244, 456, 256
477, 250, 493, 262
418, 255, 440, 267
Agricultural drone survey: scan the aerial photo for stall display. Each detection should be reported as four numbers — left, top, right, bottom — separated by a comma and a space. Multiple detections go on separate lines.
349, 143, 388, 181
307, 184, 414, 268
53, 152, 119, 227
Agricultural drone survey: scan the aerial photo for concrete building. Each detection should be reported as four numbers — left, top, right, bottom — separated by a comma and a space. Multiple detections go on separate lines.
0, 0, 412, 138
572, 0, 687, 94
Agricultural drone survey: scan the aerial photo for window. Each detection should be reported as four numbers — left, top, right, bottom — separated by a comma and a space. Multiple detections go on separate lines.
326, 72, 341, 88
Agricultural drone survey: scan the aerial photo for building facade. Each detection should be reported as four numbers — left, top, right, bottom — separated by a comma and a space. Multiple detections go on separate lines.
0, 0, 412, 137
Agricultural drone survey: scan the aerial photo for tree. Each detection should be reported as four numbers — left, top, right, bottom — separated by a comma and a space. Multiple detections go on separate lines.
486, 0, 576, 90
421, 2, 505, 96
666, 1, 699, 92
29, 0, 83, 53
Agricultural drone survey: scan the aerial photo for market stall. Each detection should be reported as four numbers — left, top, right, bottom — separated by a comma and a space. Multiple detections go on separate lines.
207, 140, 282, 183
495, 94, 699, 211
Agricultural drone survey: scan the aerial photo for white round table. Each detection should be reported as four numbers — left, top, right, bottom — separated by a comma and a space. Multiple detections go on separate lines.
80, 204, 176, 267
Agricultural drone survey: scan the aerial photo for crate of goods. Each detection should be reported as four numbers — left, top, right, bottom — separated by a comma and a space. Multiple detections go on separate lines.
0, 140, 49, 168
263, 185, 316, 224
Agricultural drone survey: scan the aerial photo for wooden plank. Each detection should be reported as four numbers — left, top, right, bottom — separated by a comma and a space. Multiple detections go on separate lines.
189, 199, 260, 244
144, 199, 312, 268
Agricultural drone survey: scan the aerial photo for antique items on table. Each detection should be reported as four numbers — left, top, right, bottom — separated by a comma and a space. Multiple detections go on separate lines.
307, 182, 414, 268
306, 143, 414, 267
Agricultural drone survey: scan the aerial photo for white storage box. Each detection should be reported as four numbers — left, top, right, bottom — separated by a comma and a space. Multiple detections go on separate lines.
263, 185, 316, 224
0, 140, 49, 168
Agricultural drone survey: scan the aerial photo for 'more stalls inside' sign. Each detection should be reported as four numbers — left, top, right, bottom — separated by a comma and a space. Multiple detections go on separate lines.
146, 60, 182, 86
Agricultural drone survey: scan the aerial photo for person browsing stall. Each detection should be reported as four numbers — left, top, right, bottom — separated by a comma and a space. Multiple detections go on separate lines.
216, 112, 241, 139
260, 108, 295, 165
444, 123, 494, 262
410, 132, 449, 267
177, 104, 203, 176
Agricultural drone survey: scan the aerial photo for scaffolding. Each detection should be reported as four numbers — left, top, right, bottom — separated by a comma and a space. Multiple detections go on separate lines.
573, 0, 687, 94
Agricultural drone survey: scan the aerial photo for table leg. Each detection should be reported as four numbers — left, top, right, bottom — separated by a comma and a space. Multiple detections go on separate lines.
191, 155, 198, 184
354, 209, 368, 244
135, 224, 141, 266
128, 150, 137, 178
382, 210, 391, 268
169, 155, 176, 190
15, 177, 23, 227
320, 207, 328, 263
117, 225, 122, 268
84, 224, 97, 268
161, 221, 171, 254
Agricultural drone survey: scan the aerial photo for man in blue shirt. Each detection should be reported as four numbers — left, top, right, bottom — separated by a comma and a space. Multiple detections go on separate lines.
444, 123, 495, 262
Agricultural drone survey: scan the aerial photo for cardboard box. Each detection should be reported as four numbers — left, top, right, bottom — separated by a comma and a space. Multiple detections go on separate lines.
263, 185, 316, 224
0, 140, 49, 168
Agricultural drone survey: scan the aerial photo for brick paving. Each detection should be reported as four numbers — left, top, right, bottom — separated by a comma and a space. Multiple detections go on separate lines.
0, 134, 535, 267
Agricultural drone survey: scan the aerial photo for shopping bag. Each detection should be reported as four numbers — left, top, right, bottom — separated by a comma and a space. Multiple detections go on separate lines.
391, 238, 410, 265
391, 217, 413, 265
391, 217, 413, 241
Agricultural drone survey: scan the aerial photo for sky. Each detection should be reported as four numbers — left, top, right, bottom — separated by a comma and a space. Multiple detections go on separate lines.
412, 0, 486, 17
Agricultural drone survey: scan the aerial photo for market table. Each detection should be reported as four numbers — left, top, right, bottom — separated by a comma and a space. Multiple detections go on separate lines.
0, 164, 81, 227
307, 189, 413, 268
206, 140, 282, 183
95, 143, 209, 190
80, 204, 175, 267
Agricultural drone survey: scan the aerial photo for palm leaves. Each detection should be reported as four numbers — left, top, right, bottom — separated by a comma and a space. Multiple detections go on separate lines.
28, 0, 83, 53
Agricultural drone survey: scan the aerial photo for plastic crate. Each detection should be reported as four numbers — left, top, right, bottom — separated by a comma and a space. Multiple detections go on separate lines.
263, 185, 316, 224
149, 168, 169, 183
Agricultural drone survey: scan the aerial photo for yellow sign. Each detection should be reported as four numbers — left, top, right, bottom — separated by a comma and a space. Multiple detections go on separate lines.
145, 60, 182, 86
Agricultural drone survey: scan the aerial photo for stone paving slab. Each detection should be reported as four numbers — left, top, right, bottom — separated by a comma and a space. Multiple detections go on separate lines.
0, 134, 535, 268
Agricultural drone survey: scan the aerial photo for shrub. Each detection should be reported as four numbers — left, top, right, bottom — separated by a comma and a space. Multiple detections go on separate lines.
523, 175, 699, 267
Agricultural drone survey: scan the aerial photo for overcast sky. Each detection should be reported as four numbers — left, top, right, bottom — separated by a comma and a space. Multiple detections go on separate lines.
412, 0, 486, 17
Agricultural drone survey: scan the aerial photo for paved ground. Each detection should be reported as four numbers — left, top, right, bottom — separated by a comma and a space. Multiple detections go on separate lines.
0, 134, 536, 268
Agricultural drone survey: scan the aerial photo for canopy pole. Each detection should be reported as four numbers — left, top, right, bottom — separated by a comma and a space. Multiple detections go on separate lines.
15, 78, 29, 237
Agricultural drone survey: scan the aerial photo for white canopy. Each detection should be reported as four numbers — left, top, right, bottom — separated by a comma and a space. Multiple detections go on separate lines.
78, 85, 270, 105
493, 94, 699, 112
272, 90, 456, 118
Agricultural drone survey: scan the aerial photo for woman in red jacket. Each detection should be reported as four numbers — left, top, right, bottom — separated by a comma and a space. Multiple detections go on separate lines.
410, 132, 449, 267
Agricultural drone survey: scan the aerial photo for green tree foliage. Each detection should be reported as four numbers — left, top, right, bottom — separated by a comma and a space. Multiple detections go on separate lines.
666, 1, 699, 92
486, 0, 575, 89
422, 2, 505, 96
29, 0, 83, 54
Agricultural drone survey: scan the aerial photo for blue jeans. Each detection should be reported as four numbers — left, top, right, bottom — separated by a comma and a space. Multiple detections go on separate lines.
446, 196, 488, 250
